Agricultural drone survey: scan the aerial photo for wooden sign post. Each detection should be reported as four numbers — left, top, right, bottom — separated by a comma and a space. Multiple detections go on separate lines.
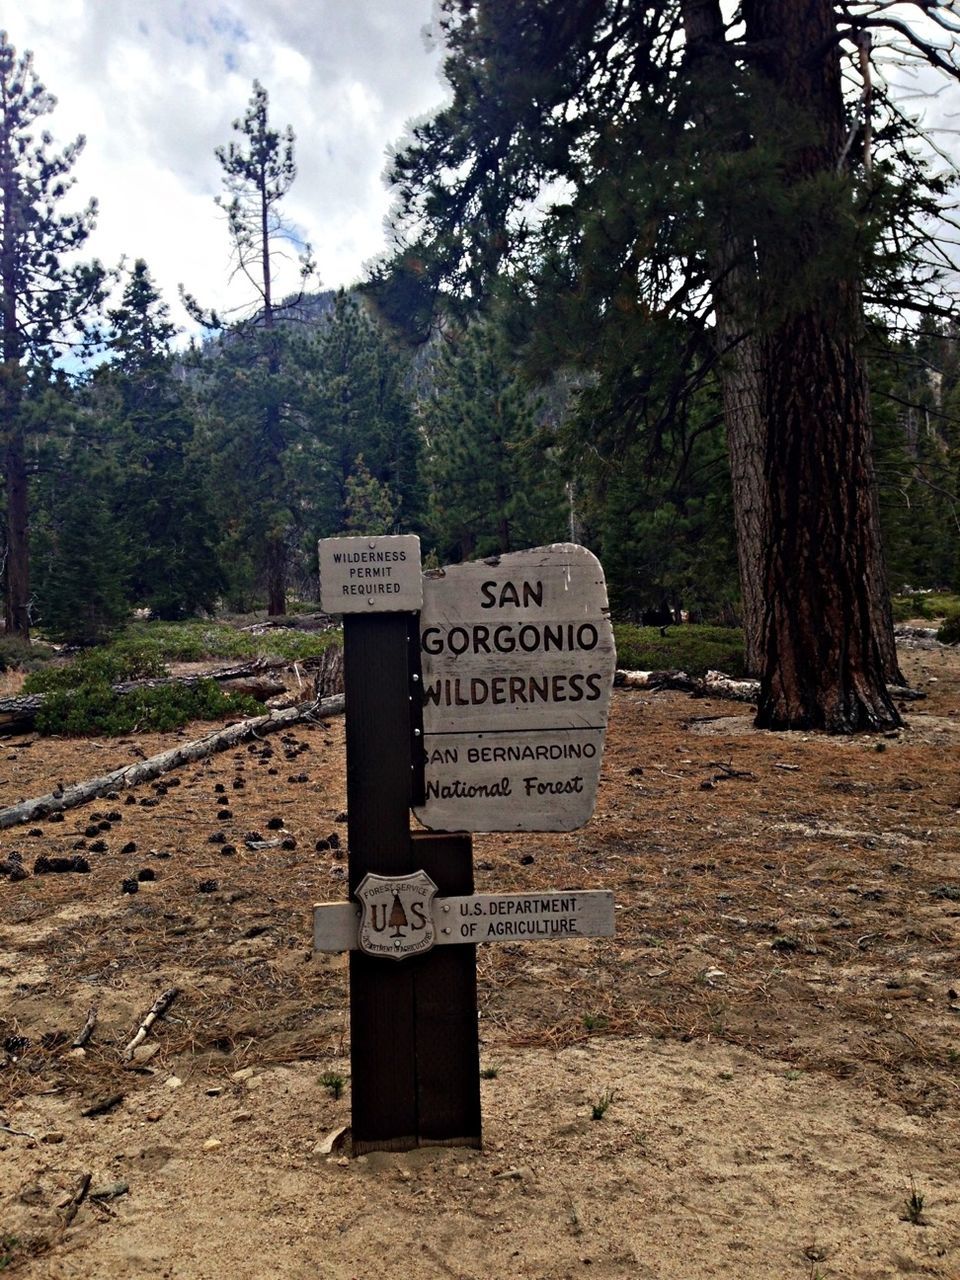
320, 536, 480, 1153
317, 539, 616, 1155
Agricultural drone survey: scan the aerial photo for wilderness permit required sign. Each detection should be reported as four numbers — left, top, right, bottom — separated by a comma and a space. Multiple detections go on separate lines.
413, 543, 616, 833
318, 534, 422, 613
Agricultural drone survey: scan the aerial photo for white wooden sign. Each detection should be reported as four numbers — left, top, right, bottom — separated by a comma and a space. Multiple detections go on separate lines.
314, 888, 615, 954
318, 534, 422, 613
413, 544, 616, 832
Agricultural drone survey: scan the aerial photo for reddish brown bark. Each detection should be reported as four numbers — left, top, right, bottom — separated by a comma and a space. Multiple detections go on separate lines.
2, 413, 29, 638
683, 0, 901, 697
744, 0, 901, 731
681, 0, 767, 677
756, 307, 900, 729
265, 531, 286, 617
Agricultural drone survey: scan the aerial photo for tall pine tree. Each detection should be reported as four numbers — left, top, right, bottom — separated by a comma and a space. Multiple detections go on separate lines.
301, 292, 423, 540
378, 0, 959, 730
101, 260, 224, 619
0, 32, 106, 637
187, 81, 314, 615
419, 317, 566, 562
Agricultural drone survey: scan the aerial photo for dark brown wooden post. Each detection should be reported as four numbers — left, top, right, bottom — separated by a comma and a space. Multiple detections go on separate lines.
345, 611, 419, 1152
411, 832, 481, 1148
344, 614, 481, 1153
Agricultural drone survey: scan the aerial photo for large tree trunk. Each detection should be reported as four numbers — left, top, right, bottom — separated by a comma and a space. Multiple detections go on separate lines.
714, 291, 766, 677
680, 0, 773, 678
2, 162, 29, 640
744, 0, 901, 731
683, 0, 902, 699
265, 531, 287, 617
2, 424, 29, 637
756, 309, 901, 729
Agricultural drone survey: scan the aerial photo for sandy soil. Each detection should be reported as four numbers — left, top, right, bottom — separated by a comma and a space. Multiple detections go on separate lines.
1, 639, 959, 1279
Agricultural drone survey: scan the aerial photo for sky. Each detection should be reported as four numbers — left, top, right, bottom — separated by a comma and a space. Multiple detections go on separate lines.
4, 0, 447, 338
4, 2, 959, 347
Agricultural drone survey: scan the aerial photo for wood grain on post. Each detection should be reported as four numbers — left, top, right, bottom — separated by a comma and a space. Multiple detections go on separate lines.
409, 831, 481, 1148
344, 614, 481, 1153
344, 612, 419, 1153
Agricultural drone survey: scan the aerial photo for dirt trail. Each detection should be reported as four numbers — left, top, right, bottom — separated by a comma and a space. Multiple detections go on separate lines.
1, 642, 959, 1279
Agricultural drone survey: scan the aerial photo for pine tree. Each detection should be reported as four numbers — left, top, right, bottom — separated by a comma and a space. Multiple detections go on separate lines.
303, 292, 423, 538
101, 260, 224, 619
0, 32, 106, 637
33, 451, 129, 645
378, 0, 959, 731
589, 395, 738, 621
419, 317, 567, 562
344, 455, 397, 536
872, 327, 960, 592
188, 81, 315, 615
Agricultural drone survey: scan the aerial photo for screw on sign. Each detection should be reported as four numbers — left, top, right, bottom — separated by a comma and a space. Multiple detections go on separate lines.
314, 537, 617, 1155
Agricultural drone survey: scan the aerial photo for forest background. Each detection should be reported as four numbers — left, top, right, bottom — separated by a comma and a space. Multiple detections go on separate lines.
1, 5, 959, 700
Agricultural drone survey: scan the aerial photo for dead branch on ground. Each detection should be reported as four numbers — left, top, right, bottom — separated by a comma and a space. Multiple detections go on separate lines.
124, 988, 180, 1060
0, 693, 345, 830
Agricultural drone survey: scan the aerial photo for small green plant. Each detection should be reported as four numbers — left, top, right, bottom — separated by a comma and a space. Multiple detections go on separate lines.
582, 1013, 609, 1032
114, 619, 340, 664
24, 645, 165, 693
320, 1071, 347, 1100
480, 1065, 499, 1079
591, 1088, 616, 1121
0, 1235, 20, 1271
26, 621, 341, 686
0, 637, 56, 673
893, 591, 960, 627
902, 1177, 927, 1226
937, 610, 960, 646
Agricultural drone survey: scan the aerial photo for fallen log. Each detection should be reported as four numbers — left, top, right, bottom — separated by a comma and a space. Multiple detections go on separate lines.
0, 693, 345, 830
0, 693, 44, 733
615, 669, 926, 705
0, 653, 344, 735
614, 668, 759, 701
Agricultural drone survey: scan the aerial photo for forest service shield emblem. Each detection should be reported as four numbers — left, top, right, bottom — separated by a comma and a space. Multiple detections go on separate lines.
355, 871, 438, 960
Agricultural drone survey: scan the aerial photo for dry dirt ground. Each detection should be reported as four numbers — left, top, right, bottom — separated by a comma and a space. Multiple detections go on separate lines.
1, 640, 959, 1280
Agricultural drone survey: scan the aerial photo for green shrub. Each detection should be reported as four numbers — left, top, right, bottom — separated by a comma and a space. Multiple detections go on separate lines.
612, 623, 746, 677
892, 594, 931, 622
34, 678, 263, 737
938, 610, 960, 645
113, 620, 340, 664
24, 623, 342, 697
892, 592, 960, 623
24, 644, 167, 694
0, 637, 57, 673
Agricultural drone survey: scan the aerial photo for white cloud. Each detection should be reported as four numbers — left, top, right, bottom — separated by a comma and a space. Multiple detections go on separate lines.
6, 2, 958, 347
4, 0, 446, 340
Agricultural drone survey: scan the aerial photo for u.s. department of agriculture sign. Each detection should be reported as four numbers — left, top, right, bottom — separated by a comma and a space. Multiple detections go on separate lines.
413, 544, 616, 833
314, 884, 616, 954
